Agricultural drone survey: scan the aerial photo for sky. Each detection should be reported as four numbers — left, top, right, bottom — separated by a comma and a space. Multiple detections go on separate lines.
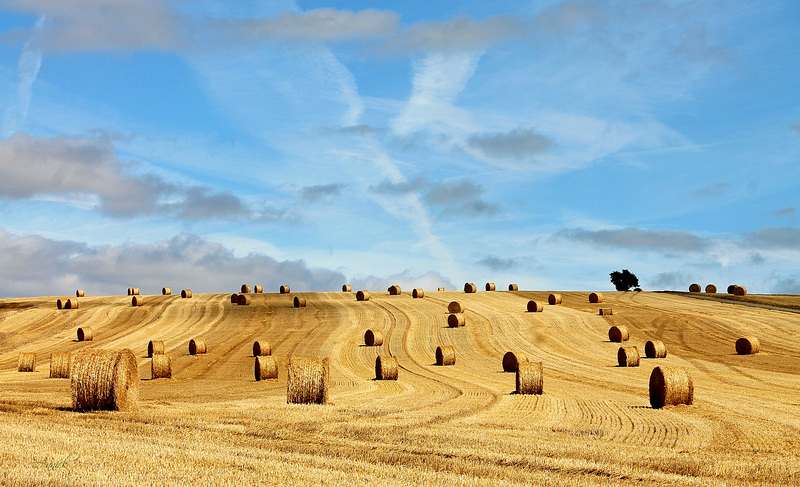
0, 0, 798, 298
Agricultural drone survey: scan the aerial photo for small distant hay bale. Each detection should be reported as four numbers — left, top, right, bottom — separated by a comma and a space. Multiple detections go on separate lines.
127, 288, 133, 295
464, 283, 477, 293
649, 366, 693, 408
727, 285, 736, 294
736, 336, 760, 355
412, 288, 424, 298
527, 300, 543, 313
131, 288, 140, 295
254, 285, 263, 293
147, 340, 164, 357
436, 346, 455, 366
280, 285, 290, 294
589, 292, 603, 303
65, 298, 79, 309
71, 348, 139, 412
733, 286, 747, 296
364, 330, 383, 347
189, 339, 207, 355
485, 282, 496, 291
516, 361, 543, 395
438, 287, 445, 291
705, 284, 717, 293
689, 283, 701, 293
237, 294, 251, 306
548, 293, 562, 305
608, 325, 629, 343
77, 327, 93, 342
599, 308, 613, 315
76, 289, 85, 297
503, 351, 529, 372
255, 356, 278, 381
618, 346, 640, 367
181, 289, 192, 299
132, 295, 144, 307
508, 284, 519, 291
634, 287, 642, 292
57, 298, 67, 309
162, 287, 171, 295
645, 340, 667, 358
287, 356, 329, 404
293, 296, 307, 308
241, 284, 251, 293
356, 290, 370, 301
448, 301, 465, 313
230, 293, 239, 303
253, 340, 272, 356
18, 352, 36, 372
342, 285, 352, 292
151, 355, 172, 379
448, 313, 465, 327
50, 352, 71, 378
388, 284, 401, 295
375, 356, 398, 380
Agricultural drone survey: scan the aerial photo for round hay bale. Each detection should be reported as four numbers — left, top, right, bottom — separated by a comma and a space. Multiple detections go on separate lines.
618, 346, 640, 367
18, 352, 36, 372
255, 356, 278, 381
280, 285, 290, 294
76, 289, 85, 297
436, 346, 455, 366
645, 340, 667, 358
147, 340, 164, 357
342, 284, 352, 292
734, 285, 747, 296
131, 288, 140, 295
448, 301, 465, 313
634, 287, 642, 292
412, 288, 424, 298
727, 284, 736, 294
50, 352, 71, 378
705, 284, 717, 293
65, 298, 79, 309
503, 351, 529, 372
189, 339, 207, 355
608, 325, 629, 343
127, 288, 132, 295
375, 356, 398, 380
388, 284, 401, 295
736, 336, 760, 355
447, 313, 465, 327
230, 293, 239, 303
57, 298, 66, 309
253, 340, 272, 356
599, 308, 613, 315
689, 283, 701, 293
77, 327, 93, 342
181, 289, 192, 299
548, 293, 562, 305
162, 287, 171, 295
237, 294, 251, 306
649, 366, 693, 408
293, 296, 307, 308
527, 300, 543, 312
254, 285, 263, 293
508, 284, 519, 291
364, 329, 384, 347
516, 361, 543, 395
589, 292, 603, 303
438, 287, 445, 291
241, 284, 251, 293
287, 356, 329, 404
485, 282, 496, 291
151, 355, 172, 379
71, 348, 139, 412
464, 283, 477, 293
356, 290, 370, 301
132, 295, 144, 307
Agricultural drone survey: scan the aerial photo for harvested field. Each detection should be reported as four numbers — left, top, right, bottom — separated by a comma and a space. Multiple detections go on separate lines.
0, 291, 799, 485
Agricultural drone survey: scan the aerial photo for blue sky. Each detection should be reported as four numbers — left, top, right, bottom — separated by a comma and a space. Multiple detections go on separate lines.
0, 0, 798, 298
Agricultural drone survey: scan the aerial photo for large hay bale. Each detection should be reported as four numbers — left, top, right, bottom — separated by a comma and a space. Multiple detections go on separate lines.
151, 355, 172, 379
342, 285, 352, 292
18, 352, 36, 372
356, 290, 370, 301
608, 325, 629, 343
162, 287, 171, 295
76, 289, 85, 297
241, 284, 252, 293
280, 285, 290, 294
689, 283, 701, 293
132, 295, 144, 307
255, 356, 278, 381
147, 340, 164, 357
502, 351, 529, 372
181, 289, 192, 298
448, 301, 465, 313
485, 282, 496, 291
287, 356, 329, 404
77, 327, 93, 342
189, 338, 207, 355
71, 348, 139, 412
253, 340, 272, 356
293, 296, 307, 308
705, 284, 717, 293
599, 308, 613, 315
508, 284, 519, 291
448, 313, 465, 327
412, 288, 424, 298
50, 352, 71, 378
527, 300, 544, 312
436, 346, 455, 366
548, 293, 562, 305
727, 284, 736, 294
589, 292, 603, 303
464, 283, 477, 293
649, 366, 693, 408
736, 336, 760, 355
645, 340, 667, 358
618, 346, 640, 367
254, 285, 263, 293
375, 356, 398, 380
364, 329, 383, 347
734, 285, 747, 296
388, 284, 401, 295
230, 293, 239, 303
65, 298, 79, 309
237, 294, 251, 306
516, 361, 543, 395
57, 298, 67, 310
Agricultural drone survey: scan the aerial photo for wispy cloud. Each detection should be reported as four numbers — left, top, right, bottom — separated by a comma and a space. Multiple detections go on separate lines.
742, 227, 800, 250
383, 15, 522, 52
466, 127, 554, 161
2, 16, 45, 136
300, 183, 344, 203
690, 182, 730, 198
369, 176, 498, 217
647, 271, 691, 290
555, 227, 710, 252
773, 207, 796, 218
478, 255, 518, 271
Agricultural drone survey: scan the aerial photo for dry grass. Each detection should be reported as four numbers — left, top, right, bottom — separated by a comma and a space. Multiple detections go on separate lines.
71, 348, 139, 412
287, 356, 329, 404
